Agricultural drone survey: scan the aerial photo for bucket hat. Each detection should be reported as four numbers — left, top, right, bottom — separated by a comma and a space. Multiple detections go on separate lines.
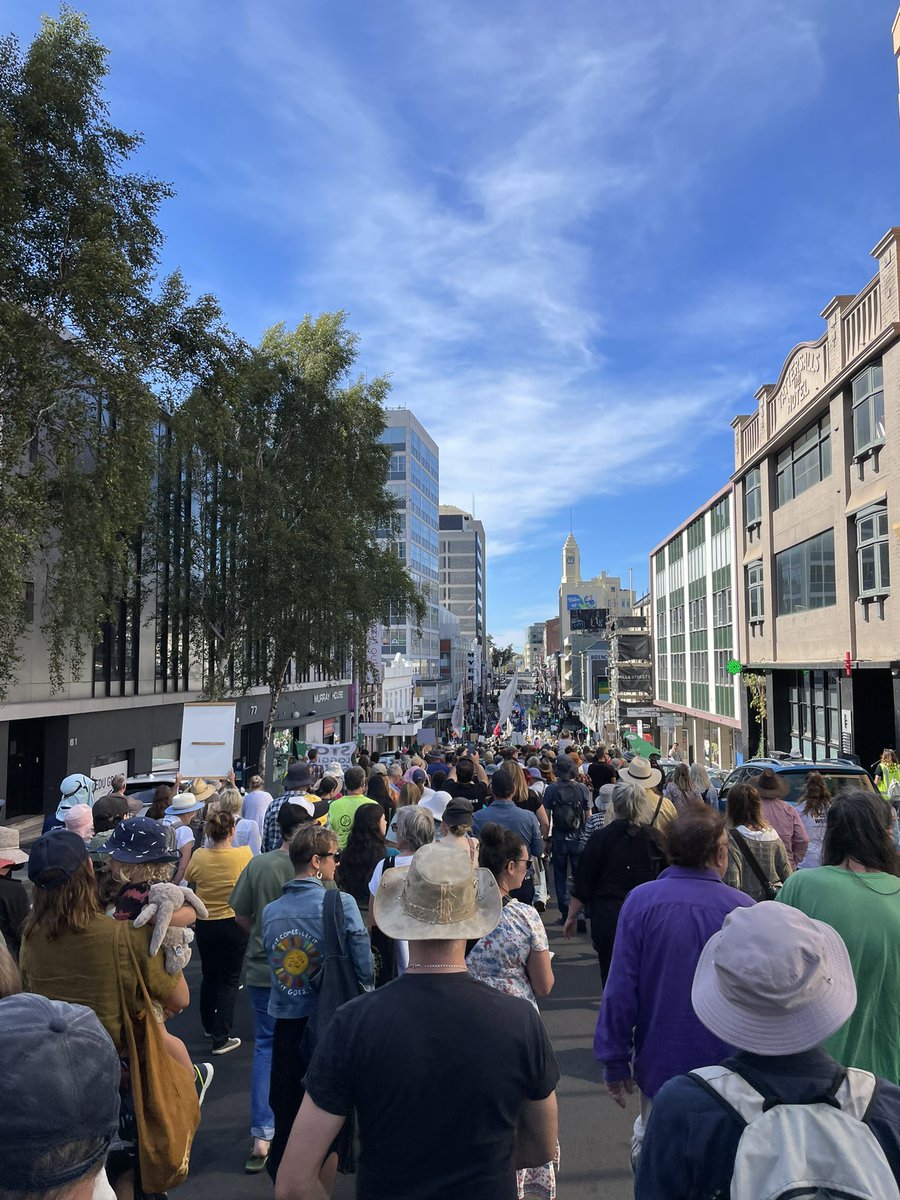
619, 756, 662, 790
418, 790, 451, 822
166, 778, 214, 815
284, 762, 313, 791
373, 842, 501, 941
56, 773, 95, 822
106, 816, 180, 864
692, 903, 856, 1055
754, 767, 790, 799
0, 826, 28, 867
442, 797, 474, 826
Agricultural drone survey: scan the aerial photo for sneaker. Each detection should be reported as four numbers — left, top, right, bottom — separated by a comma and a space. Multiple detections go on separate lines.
193, 1062, 214, 1106
211, 1037, 241, 1056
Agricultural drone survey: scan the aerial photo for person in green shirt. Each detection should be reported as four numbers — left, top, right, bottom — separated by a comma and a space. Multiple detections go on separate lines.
778, 789, 900, 1084
230, 801, 313, 1174
327, 765, 379, 850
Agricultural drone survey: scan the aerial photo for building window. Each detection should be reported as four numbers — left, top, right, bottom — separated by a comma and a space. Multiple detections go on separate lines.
746, 560, 764, 623
710, 495, 730, 534
788, 669, 840, 760
712, 587, 732, 628
688, 596, 707, 632
775, 529, 836, 615
775, 415, 831, 506
744, 467, 761, 526
852, 362, 885, 457
857, 504, 890, 596
669, 604, 685, 636
690, 650, 706, 682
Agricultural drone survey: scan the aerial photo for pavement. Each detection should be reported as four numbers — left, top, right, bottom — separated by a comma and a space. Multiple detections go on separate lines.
170, 913, 638, 1199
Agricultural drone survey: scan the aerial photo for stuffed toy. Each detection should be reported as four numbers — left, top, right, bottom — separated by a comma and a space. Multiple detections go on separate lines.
133, 882, 208, 974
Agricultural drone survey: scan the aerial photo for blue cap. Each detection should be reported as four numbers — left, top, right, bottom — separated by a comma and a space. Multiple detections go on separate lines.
0, 994, 119, 1190
27, 830, 88, 890
106, 815, 179, 864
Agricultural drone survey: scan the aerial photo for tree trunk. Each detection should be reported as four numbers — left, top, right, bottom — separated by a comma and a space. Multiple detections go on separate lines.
259, 655, 291, 782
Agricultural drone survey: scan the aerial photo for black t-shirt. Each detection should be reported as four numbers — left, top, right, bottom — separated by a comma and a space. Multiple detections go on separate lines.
587, 761, 616, 793
572, 820, 665, 905
0, 874, 29, 957
304, 973, 559, 1200
446, 779, 489, 813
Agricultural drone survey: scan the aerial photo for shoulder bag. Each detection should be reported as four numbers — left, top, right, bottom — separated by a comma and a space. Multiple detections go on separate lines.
730, 829, 778, 901
114, 922, 200, 1194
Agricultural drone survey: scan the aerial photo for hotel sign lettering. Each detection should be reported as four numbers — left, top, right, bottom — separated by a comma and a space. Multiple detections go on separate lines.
770, 344, 826, 433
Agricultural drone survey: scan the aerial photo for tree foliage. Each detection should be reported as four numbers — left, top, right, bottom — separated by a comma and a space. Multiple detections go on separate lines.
0, 8, 228, 695
174, 313, 425, 767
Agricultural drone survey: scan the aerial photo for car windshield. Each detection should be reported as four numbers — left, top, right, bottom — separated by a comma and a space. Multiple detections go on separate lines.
780, 770, 876, 808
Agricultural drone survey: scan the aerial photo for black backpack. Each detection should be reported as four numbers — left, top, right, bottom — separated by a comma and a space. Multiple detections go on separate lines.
552, 781, 585, 837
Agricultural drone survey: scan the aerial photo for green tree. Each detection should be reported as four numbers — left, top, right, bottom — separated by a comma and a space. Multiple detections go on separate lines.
174, 313, 424, 771
0, 8, 228, 695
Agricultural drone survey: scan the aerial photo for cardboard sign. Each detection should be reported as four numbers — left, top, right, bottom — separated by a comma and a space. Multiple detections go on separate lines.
180, 703, 236, 778
307, 741, 356, 770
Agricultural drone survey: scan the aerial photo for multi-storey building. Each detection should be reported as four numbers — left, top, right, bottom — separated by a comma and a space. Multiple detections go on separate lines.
731, 228, 900, 767
438, 506, 487, 671
559, 533, 634, 698
651, 487, 743, 768
523, 623, 544, 670
380, 410, 441, 683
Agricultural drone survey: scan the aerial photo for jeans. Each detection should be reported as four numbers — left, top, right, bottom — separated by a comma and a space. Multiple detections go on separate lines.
552, 838, 582, 914
248, 985, 276, 1141
194, 917, 249, 1048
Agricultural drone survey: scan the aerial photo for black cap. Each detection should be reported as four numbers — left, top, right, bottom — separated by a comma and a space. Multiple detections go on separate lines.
443, 797, 474, 825
27, 830, 88, 890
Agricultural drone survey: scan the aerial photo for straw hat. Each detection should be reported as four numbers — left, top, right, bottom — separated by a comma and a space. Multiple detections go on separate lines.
0, 826, 28, 866
165, 778, 213, 816
373, 842, 501, 941
620, 756, 662, 790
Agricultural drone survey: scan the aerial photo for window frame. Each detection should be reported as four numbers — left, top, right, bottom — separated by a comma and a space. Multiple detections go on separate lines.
746, 560, 764, 624
851, 362, 885, 459
775, 529, 836, 616
744, 467, 762, 528
856, 503, 890, 598
774, 415, 831, 508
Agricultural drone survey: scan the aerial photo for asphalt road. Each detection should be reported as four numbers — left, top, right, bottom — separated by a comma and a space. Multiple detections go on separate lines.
170, 915, 638, 1199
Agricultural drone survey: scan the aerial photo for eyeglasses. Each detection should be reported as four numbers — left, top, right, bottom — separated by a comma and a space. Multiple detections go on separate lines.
318, 851, 341, 863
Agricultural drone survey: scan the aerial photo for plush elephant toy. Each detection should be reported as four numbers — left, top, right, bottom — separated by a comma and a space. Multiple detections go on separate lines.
133, 882, 209, 974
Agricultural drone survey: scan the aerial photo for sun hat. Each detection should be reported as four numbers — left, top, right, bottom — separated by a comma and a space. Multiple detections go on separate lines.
373, 841, 501, 941
106, 816, 180, 864
754, 767, 790, 799
164, 782, 210, 816
620, 756, 662, 790
527, 766, 542, 781
56, 773, 95, 822
371, 762, 388, 775
28, 830, 88, 890
0, 826, 28, 867
418, 790, 451, 822
691, 903, 857, 1055
0, 994, 120, 1191
283, 762, 313, 791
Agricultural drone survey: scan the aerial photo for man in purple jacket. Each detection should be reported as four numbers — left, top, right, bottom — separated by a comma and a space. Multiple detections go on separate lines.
593, 806, 754, 1164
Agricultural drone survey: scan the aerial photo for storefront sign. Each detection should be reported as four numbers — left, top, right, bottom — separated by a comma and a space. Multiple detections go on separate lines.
90, 758, 129, 800
359, 722, 390, 735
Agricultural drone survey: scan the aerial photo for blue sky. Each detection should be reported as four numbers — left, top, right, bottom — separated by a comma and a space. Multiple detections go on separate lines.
9, 1, 900, 648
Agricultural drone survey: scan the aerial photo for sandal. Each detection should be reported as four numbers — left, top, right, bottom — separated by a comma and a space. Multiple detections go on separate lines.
245, 1143, 269, 1174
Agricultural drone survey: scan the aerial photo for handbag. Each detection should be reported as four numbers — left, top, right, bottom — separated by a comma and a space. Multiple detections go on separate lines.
114, 922, 200, 1194
370, 855, 398, 988
730, 829, 779, 901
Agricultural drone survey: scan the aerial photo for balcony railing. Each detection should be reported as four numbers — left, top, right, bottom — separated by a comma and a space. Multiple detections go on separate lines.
842, 276, 882, 366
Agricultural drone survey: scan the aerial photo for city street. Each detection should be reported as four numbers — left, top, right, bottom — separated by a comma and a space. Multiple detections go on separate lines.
171, 916, 637, 1200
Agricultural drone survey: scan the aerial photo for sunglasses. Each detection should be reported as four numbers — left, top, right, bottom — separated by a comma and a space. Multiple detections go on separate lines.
318, 851, 341, 863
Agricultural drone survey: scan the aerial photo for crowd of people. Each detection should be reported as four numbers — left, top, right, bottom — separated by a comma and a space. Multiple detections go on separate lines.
4, 736, 900, 1198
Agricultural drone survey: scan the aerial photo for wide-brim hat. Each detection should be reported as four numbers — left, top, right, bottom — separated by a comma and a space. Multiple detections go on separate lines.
284, 763, 313, 790
165, 780, 211, 816
0, 826, 28, 866
106, 816, 180, 864
754, 769, 790, 799
620, 756, 662, 790
692, 904, 857, 1055
373, 842, 501, 941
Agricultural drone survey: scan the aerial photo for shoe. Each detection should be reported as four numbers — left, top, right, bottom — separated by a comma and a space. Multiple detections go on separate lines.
193, 1062, 214, 1106
534, 900, 546, 913
245, 1143, 270, 1174
211, 1037, 241, 1055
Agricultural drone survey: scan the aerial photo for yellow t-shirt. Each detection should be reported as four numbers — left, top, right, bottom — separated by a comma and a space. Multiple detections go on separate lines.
186, 845, 253, 920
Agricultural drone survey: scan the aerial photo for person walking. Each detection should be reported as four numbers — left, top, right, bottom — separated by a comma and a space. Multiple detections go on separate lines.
778, 790, 900, 1084
594, 807, 754, 1164
261, 762, 318, 854
206, 785, 262, 855
689, 762, 718, 808
663, 763, 704, 811
230, 801, 312, 1174
542, 755, 590, 927
242, 774, 274, 834
327, 765, 379, 850
163, 779, 213, 883
724, 783, 792, 900
563, 781, 667, 984
185, 809, 253, 1054
336, 803, 391, 916
617, 758, 677, 832
755, 768, 809, 868
262, 824, 373, 1183
274, 842, 559, 1200
796, 771, 833, 870
635, 902, 900, 1199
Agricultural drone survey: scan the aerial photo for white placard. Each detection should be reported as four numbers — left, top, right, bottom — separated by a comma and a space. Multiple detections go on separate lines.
180, 703, 236, 778
91, 759, 129, 800
307, 741, 356, 770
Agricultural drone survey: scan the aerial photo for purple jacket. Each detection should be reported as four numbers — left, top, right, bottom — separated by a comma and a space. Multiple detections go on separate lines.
761, 798, 809, 868
594, 866, 754, 1097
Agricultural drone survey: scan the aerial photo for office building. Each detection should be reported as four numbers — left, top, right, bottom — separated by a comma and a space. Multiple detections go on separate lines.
731, 228, 900, 765
438, 506, 487, 671
559, 533, 634, 698
523, 623, 544, 669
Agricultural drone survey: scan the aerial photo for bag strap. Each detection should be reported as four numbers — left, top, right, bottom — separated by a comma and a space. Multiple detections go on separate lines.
731, 829, 774, 895
650, 794, 664, 827
323, 888, 347, 957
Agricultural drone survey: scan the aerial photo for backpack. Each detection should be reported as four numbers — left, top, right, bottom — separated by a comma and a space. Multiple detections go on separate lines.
689, 1063, 900, 1200
552, 781, 585, 837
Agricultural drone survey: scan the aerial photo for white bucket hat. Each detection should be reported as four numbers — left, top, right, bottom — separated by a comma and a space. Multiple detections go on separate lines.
373, 842, 501, 941
0, 826, 28, 866
620, 756, 662, 790
418, 790, 451, 822
691, 903, 857, 1055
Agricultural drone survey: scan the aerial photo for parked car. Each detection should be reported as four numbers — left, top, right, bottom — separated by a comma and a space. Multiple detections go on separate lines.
123, 771, 179, 814
718, 757, 876, 808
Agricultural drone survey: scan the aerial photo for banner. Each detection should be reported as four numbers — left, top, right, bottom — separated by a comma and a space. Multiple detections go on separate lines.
493, 668, 519, 736
307, 741, 356, 770
451, 685, 464, 735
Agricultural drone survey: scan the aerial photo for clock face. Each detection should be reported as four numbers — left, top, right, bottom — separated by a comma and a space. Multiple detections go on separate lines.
566, 555, 574, 564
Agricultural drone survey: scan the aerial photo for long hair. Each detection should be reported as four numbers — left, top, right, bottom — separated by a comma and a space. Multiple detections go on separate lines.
337, 804, 386, 900
671, 763, 694, 794
800, 772, 832, 820
498, 761, 529, 806
822, 791, 899, 875
205, 809, 235, 844
726, 783, 766, 831
146, 785, 173, 821
397, 781, 422, 808
0, 939, 22, 999
689, 763, 711, 793
365, 772, 392, 822
22, 859, 100, 942
881, 749, 899, 766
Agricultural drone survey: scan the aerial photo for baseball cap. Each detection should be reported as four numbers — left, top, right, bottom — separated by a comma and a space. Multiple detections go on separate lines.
0, 994, 120, 1190
106, 816, 179, 864
28, 830, 88, 890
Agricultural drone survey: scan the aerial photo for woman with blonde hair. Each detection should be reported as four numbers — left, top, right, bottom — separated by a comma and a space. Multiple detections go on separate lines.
796, 771, 832, 870
875, 749, 900, 803
664, 762, 705, 811
386, 780, 423, 845
688, 762, 718, 809
206, 785, 262, 854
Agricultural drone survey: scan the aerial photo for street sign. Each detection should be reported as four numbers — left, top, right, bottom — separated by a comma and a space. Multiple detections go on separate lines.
359, 722, 390, 735
626, 706, 660, 718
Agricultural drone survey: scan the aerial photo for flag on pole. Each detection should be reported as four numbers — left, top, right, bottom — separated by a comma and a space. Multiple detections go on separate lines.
450, 685, 464, 736
492, 668, 519, 737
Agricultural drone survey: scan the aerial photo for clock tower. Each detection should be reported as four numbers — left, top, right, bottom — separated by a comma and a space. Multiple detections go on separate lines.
562, 532, 580, 584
